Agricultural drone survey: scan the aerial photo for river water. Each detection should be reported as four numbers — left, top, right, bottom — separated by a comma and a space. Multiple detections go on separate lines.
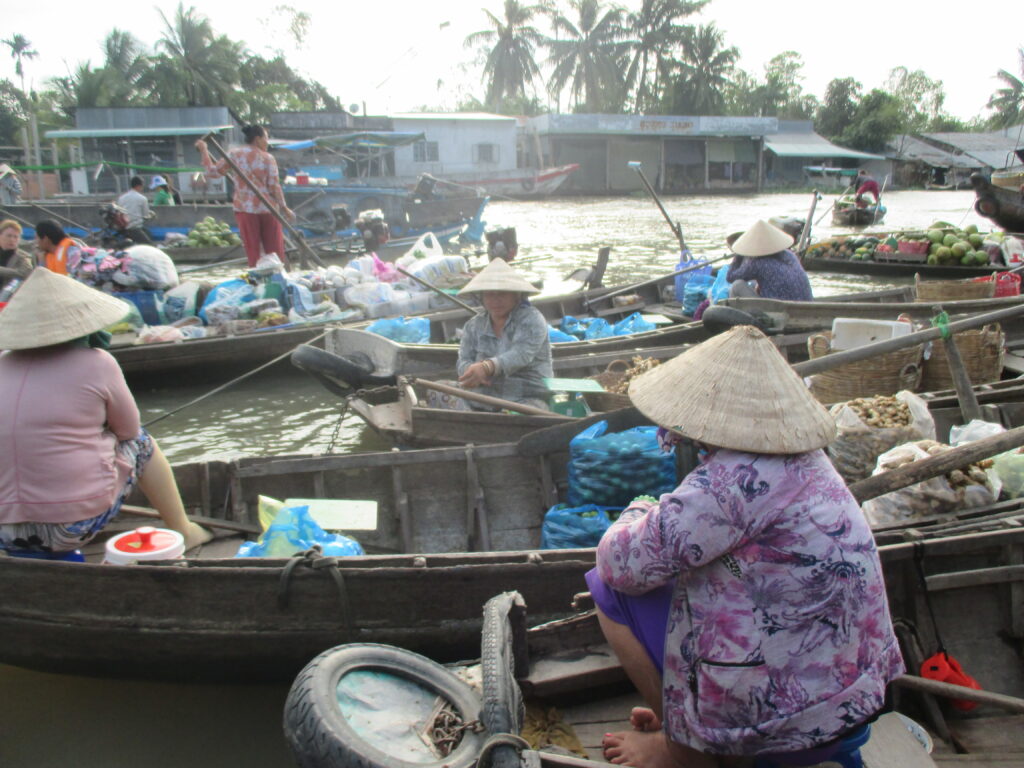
0, 189, 990, 767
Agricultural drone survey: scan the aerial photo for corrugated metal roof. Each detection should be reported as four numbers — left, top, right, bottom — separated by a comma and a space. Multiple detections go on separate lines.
46, 125, 234, 139
390, 112, 514, 122
765, 132, 881, 159
920, 131, 1022, 169
885, 134, 979, 168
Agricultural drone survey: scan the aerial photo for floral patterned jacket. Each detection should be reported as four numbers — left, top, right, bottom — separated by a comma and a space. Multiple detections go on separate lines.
595, 448, 904, 755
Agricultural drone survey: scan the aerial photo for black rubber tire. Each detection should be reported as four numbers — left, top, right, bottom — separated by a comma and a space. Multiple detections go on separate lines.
975, 197, 999, 218
283, 643, 484, 768
290, 344, 397, 392
700, 304, 766, 335
481, 593, 525, 739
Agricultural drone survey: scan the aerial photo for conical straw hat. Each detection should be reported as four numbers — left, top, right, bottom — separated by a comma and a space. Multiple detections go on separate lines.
628, 325, 836, 453
458, 257, 539, 295
730, 219, 795, 258
0, 268, 130, 350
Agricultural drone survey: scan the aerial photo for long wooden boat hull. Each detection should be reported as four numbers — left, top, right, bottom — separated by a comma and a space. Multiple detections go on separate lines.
972, 171, 1024, 232
832, 205, 886, 226
1, 201, 236, 240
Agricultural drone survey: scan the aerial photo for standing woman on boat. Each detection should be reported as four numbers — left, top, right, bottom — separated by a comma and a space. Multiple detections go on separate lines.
0, 269, 212, 556
726, 219, 813, 301
454, 258, 552, 411
195, 126, 294, 267
590, 326, 904, 768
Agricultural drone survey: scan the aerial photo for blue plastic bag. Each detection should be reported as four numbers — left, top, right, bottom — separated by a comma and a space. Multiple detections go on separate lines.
235, 505, 365, 558
568, 420, 678, 507
541, 504, 617, 549
560, 315, 588, 340
674, 250, 712, 301
682, 274, 715, 315
549, 326, 577, 343
583, 317, 614, 340
709, 265, 731, 303
198, 278, 254, 323
367, 316, 431, 343
611, 312, 656, 337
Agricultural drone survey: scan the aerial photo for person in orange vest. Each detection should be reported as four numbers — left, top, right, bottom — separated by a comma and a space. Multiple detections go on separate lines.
34, 220, 82, 276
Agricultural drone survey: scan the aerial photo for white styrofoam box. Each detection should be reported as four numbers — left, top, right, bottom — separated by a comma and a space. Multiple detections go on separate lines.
831, 318, 913, 351
364, 300, 394, 319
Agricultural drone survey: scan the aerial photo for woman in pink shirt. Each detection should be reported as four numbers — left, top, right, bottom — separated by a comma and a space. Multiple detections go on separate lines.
195, 125, 294, 267
592, 326, 903, 768
0, 268, 212, 555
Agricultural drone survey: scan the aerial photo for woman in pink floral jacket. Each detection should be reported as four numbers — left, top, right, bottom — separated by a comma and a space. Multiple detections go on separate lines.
592, 326, 904, 768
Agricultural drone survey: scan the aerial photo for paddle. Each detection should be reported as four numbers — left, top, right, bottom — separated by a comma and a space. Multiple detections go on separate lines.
588, 255, 731, 307
814, 183, 853, 226
627, 160, 685, 250
396, 267, 480, 314
795, 190, 821, 255
870, 175, 889, 225
410, 377, 556, 417
26, 200, 95, 235
516, 300, 1024, 456
199, 134, 326, 269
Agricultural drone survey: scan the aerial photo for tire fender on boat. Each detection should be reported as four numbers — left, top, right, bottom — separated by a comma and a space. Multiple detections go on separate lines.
520, 176, 536, 193
283, 643, 485, 768
290, 344, 396, 393
481, 592, 526, 768
700, 304, 768, 335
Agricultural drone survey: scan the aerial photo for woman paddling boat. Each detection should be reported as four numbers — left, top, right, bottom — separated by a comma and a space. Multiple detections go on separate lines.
0, 269, 212, 557
588, 325, 904, 768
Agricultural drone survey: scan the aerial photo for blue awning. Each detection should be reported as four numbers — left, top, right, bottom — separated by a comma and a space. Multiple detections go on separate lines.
277, 132, 425, 151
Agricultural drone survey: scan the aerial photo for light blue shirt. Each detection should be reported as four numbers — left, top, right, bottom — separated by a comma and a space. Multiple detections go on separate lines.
456, 302, 552, 407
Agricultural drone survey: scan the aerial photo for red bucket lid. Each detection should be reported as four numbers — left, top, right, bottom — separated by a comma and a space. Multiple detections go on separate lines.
110, 526, 181, 554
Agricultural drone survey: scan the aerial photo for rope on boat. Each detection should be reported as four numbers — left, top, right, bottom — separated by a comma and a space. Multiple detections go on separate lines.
277, 546, 352, 626
142, 330, 329, 428
473, 733, 531, 767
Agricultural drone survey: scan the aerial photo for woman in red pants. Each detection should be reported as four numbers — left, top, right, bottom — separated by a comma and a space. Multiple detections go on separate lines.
196, 125, 294, 267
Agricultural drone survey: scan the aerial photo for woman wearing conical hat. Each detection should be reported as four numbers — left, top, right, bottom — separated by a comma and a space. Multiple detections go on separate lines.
0, 269, 212, 556
590, 326, 903, 768
451, 258, 552, 410
726, 219, 813, 301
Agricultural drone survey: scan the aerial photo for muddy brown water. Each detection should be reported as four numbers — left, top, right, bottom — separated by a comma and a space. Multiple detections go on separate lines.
0, 190, 991, 767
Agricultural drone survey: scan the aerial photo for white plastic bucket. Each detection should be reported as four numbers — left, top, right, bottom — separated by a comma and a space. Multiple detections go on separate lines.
831, 318, 912, 352
104, 526, 185, 565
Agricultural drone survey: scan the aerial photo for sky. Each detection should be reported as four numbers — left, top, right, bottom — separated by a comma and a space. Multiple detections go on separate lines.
3, 1, 1021, 122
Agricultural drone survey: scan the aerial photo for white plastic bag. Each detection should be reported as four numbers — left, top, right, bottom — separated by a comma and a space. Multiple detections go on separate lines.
135, 325, 185, 344
116, 245, 180, 290
395, 232, 444, 268
827, 391, 936, 483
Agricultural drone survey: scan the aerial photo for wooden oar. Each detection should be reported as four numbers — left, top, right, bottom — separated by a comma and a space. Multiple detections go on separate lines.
795, 190, 821, 255
120, 504, 261, 535
589, 255, 731, 306
627, 160, 685, 250
201, 134, 325, 269
410, 377, 556, 416
26, 200, 94, 234
396, 267, 480, 314
517, 300, 1024, 456
895, 674, 1024, 715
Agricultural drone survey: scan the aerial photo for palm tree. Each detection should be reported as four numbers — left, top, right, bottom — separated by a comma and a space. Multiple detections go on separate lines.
3, 34, 38, 92
546, 0, 629, 113
988, 48, 1024, 129
624, 0, 705, 115
464, 0, 547, 113
156, 4, 242, 107
101, 29, 152, 104
671, 23, 736, 115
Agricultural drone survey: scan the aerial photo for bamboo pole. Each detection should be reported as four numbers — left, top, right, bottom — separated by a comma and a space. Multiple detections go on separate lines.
895, 674, 1024, 714
395, 267, 479, 314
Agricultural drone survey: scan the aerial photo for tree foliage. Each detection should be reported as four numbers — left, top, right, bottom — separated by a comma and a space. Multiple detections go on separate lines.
463, 0, 547, 112
670, 23, 737, 116
988, 47, 1024, 129
838, 89, 905, 152
546, 0, 629, 113
815, 77, 862, 141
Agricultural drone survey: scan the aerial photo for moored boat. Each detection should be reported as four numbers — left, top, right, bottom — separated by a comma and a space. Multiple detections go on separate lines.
832, 194, 887, 227
971, 171, 1024, 232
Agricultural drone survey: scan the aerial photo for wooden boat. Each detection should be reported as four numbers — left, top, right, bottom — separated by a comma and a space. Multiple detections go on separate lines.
972, 171, 1024, 232
833, 197, 886, 226
801, 254, 1002, 279
0, 441, 601, 682
159, 244, 242, 265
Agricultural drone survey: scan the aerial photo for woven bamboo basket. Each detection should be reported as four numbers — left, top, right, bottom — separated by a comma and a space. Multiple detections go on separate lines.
808, 331, 923, 404
583, 359, 633, 411
914, 273, 995, 302
919, 325, 1005, 391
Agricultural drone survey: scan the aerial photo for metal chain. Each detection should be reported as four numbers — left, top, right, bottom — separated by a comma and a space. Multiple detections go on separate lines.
431, 703, 484, 757
325, 398, 351, 454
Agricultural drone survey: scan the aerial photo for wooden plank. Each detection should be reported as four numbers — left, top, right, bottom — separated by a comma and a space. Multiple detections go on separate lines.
944, 714, 1024, 754
521, 645, 627, 698
862, 712, 939, 768
926, 564, 1024, 591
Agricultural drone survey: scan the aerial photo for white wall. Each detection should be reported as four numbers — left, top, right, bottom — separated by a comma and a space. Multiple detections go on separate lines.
391, 116, 517, 177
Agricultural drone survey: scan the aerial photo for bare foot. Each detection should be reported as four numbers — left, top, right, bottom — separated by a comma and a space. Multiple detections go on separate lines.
630, 706, 662, 732
183, 521, 214, 550
602, 729, 678, 768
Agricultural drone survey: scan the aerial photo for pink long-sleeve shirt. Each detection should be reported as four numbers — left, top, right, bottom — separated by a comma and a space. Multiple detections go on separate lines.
596, 448, 904, 755
0, 347, 140, 524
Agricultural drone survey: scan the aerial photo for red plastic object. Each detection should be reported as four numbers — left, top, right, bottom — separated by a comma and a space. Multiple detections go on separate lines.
973, 271, 1021, 297
920, 651, 982, 711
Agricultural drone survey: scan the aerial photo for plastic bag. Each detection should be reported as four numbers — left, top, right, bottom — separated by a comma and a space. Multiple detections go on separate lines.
343, 282, 395, 313
396, 232, 444, 268
674, 251, 711, 300
611, 312, 655, 337
110, 296, 144, 329
682, 274, 715, 315
568, 420, 677, 507
994, 449, 1024, 498
583, 317, 614, 340
235, 504, 364, 558
115, 245, 180, 290
709, 265, 731, 303
135, 325, 185, 344
372, 253, 400, 282
560, 315, 588, 339
827, 391, 935, 483
949, 419, 1005, 499
367, 316, 431, 343
862, 440, 998, 527
541, 504, 616, 549
549, 326, 577, 343
162, 280, 203, 322
198, 278, 255, 323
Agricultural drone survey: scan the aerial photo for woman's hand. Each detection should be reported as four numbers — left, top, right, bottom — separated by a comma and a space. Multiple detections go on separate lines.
458, 361, 493, 389
284, 207, 296, 222
194, 139, 207, 154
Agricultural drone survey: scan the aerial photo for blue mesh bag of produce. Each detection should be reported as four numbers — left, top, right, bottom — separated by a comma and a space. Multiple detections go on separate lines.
682, 274, 715, 315
567, 420, 677, 507
540, 503, 617, 549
